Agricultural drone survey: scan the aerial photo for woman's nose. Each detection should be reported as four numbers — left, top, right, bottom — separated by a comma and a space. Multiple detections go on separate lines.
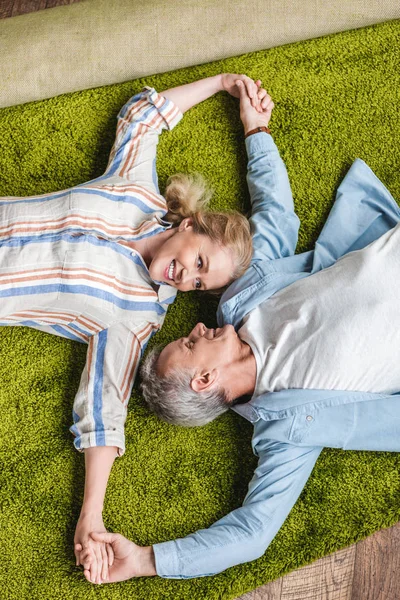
178, 266, 193, 285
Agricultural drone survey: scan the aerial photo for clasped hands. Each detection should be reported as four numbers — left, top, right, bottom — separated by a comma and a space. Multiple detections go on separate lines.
75, 515, 155, 584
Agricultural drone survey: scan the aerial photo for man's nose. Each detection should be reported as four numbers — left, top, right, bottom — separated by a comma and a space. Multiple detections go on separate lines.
190, 322, 206, 339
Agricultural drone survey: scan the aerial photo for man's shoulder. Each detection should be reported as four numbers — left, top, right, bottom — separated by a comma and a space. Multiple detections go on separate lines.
217, 256, 310, 328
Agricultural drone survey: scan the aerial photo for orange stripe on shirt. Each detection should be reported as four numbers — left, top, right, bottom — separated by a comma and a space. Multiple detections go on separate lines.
61, 267, 157, 297
121, 322, 160, 402
120, 110, 165, 179
0, 214, 157, 238
120, 322, 153, 400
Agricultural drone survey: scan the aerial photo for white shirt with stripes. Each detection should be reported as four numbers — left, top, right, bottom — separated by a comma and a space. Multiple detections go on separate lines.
0, 87, 182, 455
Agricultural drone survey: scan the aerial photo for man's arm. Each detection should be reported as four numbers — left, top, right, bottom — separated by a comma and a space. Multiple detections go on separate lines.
152, 439, 322, 578
237, 79, 300, 261
312, 158, 400, 272
82, 434, 322, 581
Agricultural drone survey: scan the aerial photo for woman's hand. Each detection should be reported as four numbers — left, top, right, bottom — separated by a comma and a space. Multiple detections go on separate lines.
79, 531, 156, 583
221, 74, 259, 107
74, 512, 114, 584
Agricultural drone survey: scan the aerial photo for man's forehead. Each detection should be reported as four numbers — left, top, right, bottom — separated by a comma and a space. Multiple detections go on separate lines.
157, 338, 184, 375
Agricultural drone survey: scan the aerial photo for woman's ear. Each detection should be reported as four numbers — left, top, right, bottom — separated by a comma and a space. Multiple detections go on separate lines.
178, 217, 193, 232
190, 369, 218, 393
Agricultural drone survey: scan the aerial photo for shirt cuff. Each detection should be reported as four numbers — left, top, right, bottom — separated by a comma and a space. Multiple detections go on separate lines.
72, 431, 125, 456
153, 540, 182, 579
143, 86, 183, 131
245, 130, 278, 158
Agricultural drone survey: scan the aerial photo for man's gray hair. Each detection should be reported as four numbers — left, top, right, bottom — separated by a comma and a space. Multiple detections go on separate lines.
140, 347, 230, 426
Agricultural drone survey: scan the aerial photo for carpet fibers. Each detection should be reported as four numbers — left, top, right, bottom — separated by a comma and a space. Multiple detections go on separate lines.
0, 19, 399, 600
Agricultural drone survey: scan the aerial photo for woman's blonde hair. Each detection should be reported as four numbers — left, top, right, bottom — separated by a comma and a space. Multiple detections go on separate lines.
164, 173, 252, 286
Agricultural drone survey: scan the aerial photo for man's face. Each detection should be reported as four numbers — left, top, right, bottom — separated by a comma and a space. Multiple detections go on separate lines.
157, 323, 242, 388
149, 220, 235, 292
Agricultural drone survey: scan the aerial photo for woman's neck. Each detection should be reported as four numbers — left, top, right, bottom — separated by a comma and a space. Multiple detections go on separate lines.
129, 227, 176, 267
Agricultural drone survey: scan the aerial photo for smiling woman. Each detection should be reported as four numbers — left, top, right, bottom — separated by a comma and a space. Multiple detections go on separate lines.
145, 212, 251, 292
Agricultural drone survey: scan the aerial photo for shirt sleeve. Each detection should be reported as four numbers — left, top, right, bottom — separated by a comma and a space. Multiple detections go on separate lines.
105, 87, 183, 186
311, 158, 400, 272
153, 426, 322, 579
246, 133, 300, 261
70, 320, 157, 455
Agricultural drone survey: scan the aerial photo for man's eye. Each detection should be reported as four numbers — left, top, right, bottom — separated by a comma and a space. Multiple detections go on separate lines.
195, 278, 201, 290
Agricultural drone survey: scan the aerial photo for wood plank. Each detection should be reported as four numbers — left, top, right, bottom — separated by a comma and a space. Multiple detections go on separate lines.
280, 545, 356, 600
351, 521, 400, 600
237, 545, 356, 600
46, 0, 81, 8
238, 576, 283, 600
11, 0, 47, 17
0, 0, 82, 19
0, 0, 15, 19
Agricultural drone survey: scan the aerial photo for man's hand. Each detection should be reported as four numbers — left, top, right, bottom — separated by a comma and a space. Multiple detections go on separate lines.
236, 79, 274, 134
74, 512, 113, 584
79, 531, 157, 584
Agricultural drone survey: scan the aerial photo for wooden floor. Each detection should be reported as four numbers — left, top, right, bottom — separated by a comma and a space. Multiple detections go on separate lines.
0, 0, 80, 19
238, 522, 400, 600
2, 1, 400, 598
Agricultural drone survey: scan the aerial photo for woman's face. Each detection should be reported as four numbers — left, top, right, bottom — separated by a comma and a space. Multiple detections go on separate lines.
149, 219, 235, 292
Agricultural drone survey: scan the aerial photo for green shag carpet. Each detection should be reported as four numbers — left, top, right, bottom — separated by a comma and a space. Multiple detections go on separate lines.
1, 19, 400, 600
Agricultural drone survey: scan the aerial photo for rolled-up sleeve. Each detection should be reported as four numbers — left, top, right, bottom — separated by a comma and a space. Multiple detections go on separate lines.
106, 87, 183, 185
70, 320, 157, 455
246, 133, 300, 261
153, 431, 322, 578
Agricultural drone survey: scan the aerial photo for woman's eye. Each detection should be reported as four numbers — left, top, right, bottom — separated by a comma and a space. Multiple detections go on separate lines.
197, 256, 203, 269
195, 278, 201, 290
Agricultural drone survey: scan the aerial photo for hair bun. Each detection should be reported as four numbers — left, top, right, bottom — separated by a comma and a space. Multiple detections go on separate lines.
164, 173, 212, 224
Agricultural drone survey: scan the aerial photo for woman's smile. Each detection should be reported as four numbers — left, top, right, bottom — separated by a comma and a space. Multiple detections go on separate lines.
165, 259, 176, 282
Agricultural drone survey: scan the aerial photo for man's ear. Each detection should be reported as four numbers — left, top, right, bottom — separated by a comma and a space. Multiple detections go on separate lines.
178, 217, 193, 232
190, 369, 218, 393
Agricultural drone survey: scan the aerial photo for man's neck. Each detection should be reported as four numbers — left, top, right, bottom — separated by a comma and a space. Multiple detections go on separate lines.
224, 341, 257, 401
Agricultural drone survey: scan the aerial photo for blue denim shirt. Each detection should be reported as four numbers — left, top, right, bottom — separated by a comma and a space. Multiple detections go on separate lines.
153, 133, 400, 579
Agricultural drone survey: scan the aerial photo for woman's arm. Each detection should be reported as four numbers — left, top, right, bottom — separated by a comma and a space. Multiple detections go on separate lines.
105, 74, 258, 185
74, 446, 118, 584
161, 73, 259, 113
71, 322, 153, 582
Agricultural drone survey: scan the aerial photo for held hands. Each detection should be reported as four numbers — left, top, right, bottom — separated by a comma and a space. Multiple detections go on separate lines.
235, 78, 274, 134
74, 512, 114, 584
221, 73, 260, 106
79, 531, 156, 584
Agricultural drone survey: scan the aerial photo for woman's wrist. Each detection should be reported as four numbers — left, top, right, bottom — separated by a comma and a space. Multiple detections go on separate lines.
80, 503, 104, 517
209, 74, 225, 95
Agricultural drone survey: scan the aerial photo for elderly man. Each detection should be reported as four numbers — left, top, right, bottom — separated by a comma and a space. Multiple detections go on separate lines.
80, 80, 400, 583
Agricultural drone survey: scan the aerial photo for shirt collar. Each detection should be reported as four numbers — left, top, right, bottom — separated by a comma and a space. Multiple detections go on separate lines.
157, 282, 178, 305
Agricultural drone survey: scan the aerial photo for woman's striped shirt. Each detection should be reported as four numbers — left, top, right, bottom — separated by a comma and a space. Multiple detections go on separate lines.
0, 87, 182, 455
